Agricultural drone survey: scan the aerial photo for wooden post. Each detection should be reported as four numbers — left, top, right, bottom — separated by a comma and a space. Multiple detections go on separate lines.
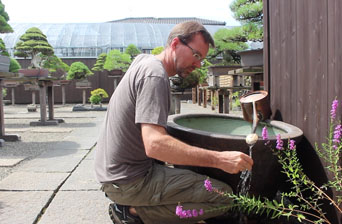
192, 87, 197, 104
48, 86, 54, 120
82, 89, 86, 105
203, 88, 207, 108
61, 85, 66, 105
211, 90, 216, 111
223, 90, 230, 114
32, 91, 36, 105
11, 88, 15, 105
197, 87, 202, 106
39, 84, 47, 123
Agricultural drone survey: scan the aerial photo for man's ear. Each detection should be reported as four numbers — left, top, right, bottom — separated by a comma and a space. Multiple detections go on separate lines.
170, 37, 180, 50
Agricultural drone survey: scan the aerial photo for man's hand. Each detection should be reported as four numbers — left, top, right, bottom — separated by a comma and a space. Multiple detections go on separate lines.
215, 151, 254, 174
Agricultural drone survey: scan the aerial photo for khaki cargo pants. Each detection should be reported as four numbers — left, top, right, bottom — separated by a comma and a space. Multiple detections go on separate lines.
101, 163, 233, 224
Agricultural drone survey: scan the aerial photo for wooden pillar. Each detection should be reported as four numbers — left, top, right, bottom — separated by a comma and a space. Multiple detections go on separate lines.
39, 84, 47, 123
0, 79, 4, 136
11, 88, 15, 105
175, 95, 181, 114
211, 90, 216, 111
197, 87, 202, 106
82, 89, 86, 105
61, 85, 66, 105
192, 87, 197, 104
32, 91, 36, 105
223, 90, 230, 114
48, 86, 54, 120
202, 88, 207, 108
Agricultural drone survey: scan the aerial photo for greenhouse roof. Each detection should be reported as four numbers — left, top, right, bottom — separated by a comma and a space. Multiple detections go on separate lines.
0, 19, 234, 58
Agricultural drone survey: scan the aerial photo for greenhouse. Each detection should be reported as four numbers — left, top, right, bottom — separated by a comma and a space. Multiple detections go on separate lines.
0, 18, 232, 58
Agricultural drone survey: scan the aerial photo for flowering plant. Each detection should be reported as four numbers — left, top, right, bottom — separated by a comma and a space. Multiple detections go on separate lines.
176, 99, 342, 223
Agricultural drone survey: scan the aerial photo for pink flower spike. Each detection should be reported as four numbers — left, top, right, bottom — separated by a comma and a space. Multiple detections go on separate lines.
176, 205, 183, 217
262, 126, 269, 140
289, 140, 296, 150
330, 99, 339, 119
186, 210, 192, 218
199, 208, 204, 215
204, 179, 213, 192
192, 209, 199, 217
181, 210, 187, 218
276, 134, 284, 150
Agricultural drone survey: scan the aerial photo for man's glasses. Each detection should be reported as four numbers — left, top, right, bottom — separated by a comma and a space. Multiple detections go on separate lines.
178, 38, 203, 62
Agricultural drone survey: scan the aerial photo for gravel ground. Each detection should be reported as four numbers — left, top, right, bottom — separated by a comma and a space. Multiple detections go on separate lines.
0, 104, 106, 181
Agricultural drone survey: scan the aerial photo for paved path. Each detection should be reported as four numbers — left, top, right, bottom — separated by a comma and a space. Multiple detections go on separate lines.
0, 102, 240, 224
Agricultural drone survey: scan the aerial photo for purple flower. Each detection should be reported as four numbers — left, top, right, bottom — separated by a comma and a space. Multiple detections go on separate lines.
186, 210, 192, 218
176, 205, 183, 217
333, 124, 342, 149
204, 179, 213, 192
262, 126, 269, 140
331, 99, 339, 119
276, 134, 284, 150
199, 209, 204, 216
289, 140, 296, 150
181, 210, 187, 218
192, 209, 198, 217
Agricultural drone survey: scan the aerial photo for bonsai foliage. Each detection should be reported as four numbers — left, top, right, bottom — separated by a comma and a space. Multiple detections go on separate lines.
124, 44, 141, 59
151, 46, 164, 55
41, 54, 69, 75
9, 58, 21, 73
209, 27, 248, 64
66, 61, 93, 80
89, 88, 109, 104
92, 53, 107, 72
103, 49, 131, 72
14, 27, 54, 68
0, 1, 13, 33
0, 38, 8, 56
230, 0, 263, 42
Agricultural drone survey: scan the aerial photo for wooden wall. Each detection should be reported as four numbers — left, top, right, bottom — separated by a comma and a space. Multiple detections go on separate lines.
264, 0, 342, 223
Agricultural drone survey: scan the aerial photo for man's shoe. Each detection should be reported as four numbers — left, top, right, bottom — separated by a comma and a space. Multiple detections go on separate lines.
108, 203, 143, 224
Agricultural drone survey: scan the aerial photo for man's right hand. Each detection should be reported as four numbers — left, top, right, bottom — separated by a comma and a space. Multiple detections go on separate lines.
215, 151, 254, 174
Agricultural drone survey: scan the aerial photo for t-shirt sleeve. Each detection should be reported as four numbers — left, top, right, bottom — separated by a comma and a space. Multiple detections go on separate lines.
135, 76, 170, 128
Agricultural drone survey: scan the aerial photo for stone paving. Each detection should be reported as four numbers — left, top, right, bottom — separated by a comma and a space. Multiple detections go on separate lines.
0, 101, 239, 224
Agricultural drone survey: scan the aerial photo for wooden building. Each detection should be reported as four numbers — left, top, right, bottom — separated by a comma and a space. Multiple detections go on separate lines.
264, 0, 342, 223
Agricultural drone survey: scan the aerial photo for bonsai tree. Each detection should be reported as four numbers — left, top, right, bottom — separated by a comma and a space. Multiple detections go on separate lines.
92, 53, 107, 72
0, 1, 13, 34
124, 44, 141, 59
9, 58, 21, 73
103, 49, 131, 73
41, 54, 69, 77
151, 46, 164, 55
89, 88, 109, 105
66, 61, 93, 80
14, 27, 54, 68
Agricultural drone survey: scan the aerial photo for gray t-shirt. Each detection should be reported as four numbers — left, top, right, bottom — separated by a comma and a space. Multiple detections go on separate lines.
95, 54, 170, 184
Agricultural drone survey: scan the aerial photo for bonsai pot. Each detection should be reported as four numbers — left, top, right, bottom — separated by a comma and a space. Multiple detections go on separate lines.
19, 68, 49, 77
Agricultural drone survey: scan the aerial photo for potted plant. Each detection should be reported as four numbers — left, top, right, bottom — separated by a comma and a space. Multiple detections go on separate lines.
41, 54, 70, 84
89, 88, 109, 108
0, 1, 13, 73
91, 53, 107, 72
14, 27, 54, 77
103, 49, 131, 76
67, 61, 93, 105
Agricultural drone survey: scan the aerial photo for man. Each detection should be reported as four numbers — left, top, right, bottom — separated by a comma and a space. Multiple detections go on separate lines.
95, 21, 253, 224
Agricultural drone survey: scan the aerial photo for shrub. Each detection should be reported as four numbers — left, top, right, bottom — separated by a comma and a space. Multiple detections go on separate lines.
89, 88, 109, 104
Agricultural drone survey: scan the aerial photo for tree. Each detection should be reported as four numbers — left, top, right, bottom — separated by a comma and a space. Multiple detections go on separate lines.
0, 0, 13, 34
230, 0, 263, 41
9, 58, 21, 73
0, 38, 8, 56
66, 62, 93, 80
124, 44, 141, 59
14, 27, 54, 68
92, 53, 107, 72
103, 49, 131, 72
41, 54, 69, 76
209, 27, 248, 64
151, 46, 164, 55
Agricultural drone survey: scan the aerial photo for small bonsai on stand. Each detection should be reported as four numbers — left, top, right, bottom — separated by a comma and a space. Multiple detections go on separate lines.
14, 27, 54, 76
89, 88, 108, 110
67, 62, 93, 110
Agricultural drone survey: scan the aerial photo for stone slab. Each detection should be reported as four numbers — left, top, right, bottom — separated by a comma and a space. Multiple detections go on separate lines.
61, 159, 101, 191
39, 191, 112, 224
31, 128, 73, 133
0, 191, 53, 224
0, 157, 26, 167
20, 149, 88, 173
0, 172, 69, 190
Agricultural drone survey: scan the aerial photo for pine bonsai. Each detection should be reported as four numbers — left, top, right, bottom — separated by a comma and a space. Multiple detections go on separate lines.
14, 27, 54, 69
66, 61, 93, 80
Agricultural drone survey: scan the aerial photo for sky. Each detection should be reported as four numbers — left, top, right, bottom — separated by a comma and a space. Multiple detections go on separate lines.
1, 0, 240, 26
